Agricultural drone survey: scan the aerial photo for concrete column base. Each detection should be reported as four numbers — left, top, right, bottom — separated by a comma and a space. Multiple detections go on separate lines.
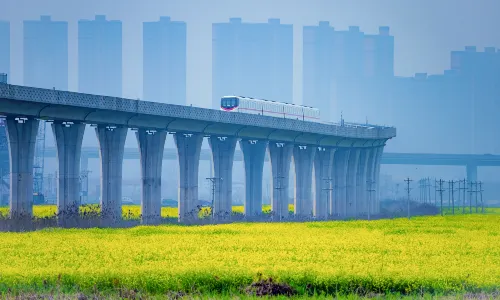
240, 139, 267, 217
346, 149, 360, 217
52, 122, 85, 219
356, 148, 369, 215
136, 129, 167, 225
96, 125, 127, 220
373, 146, 385, 214
269, 142, 293, 219
365, 147, 377, 217
293, 145, 316, 217
332, 149, 350, 217
175, 132, 203, 222
209, 136, 237, 219
5, 117, 39, 218
313, 147, 335, 219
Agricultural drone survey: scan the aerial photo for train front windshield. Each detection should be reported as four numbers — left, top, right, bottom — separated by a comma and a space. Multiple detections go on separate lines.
221, 97, 239, 109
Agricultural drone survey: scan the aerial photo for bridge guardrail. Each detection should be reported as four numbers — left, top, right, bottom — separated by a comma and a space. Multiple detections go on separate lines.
0, 84, 396, 140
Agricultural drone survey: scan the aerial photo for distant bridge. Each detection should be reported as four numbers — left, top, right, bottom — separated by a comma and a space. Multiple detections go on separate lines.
42, 147, 498, 182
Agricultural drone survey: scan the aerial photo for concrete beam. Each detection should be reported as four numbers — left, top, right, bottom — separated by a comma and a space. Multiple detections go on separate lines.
332, 149, 350, 217
269, 141, 293, 219
5, 117, 39, 218
175, 132, 203, 222
96, 125, 127, 220
239, 139, 267, 217
52, 122, 85, 217
313, 147, 335, 218
293, 145, 316, 217
209, 136, 237, 219
136, 129, 167, 224
346, 148, 360, 217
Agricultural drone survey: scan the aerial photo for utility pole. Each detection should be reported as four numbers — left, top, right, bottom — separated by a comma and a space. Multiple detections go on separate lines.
450, 180, 455, 215
479, 181, 484, 213
459, 179, 467, 214
395, 183, 400, 201
404, 177, 412, 220
468, 181, 473, 213
274, 174, 285, 220
206, 177, 222, 218
367, 179, 376, 220
448, 180, 451, 208
475, 181, 479, 213
437, 179, 445, 216
434, 179, 438, 206
323, 178, 334, 219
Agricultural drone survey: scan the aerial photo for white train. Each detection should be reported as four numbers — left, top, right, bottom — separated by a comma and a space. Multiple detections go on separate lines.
220, 96, 320, 121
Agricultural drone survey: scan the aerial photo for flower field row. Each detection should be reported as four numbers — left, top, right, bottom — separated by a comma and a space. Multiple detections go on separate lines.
0, 204, 296, 219
0, 214, 498, 296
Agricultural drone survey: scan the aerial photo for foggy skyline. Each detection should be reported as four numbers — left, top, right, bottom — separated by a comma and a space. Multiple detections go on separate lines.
1, 0, 499, 106
1, 0, 499, 183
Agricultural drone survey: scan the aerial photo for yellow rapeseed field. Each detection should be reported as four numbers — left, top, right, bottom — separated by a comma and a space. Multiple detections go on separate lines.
0, 214, 498, 295
0, 204, 295, 219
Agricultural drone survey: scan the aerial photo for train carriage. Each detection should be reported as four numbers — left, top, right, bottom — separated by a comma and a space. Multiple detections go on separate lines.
220, 96, 320, 121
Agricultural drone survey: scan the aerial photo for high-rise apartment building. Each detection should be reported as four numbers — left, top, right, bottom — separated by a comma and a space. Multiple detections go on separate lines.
143, 16, 186, 104
79, 15, 122, 97
363, 26, 394, 78
24, 16, 68, 90
303, 23, 394, 121
212, 18, 293, 109
451, 46, 500, 79
0, 21, 9, 82
303, 21, 336, 120
450, 46, 500, 154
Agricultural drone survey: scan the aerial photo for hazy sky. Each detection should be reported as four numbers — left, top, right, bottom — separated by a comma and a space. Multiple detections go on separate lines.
1, 0, 499, 107
2, 0, 499, 185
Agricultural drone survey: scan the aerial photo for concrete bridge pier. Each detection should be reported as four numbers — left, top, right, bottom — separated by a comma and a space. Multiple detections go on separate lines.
52, 122, 85, 218
80, 153, 89, 204
209, 136, 237, 219
5, 117, 39, 218
293, 145, 316, 217
373, 146, 384, 214
96, 125, 127, 220
375, 145, 385, 214
466, 163, 478, 184
269, 142, 293, 219
356, 148, 369, 216
175, 132, 203, 222
313, 147, 335, 219
239, 139, 267, 217
332, 149, 350, 217
346, 149, 360, 217
364, 148, 377, 216
136, 129, 167, 225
